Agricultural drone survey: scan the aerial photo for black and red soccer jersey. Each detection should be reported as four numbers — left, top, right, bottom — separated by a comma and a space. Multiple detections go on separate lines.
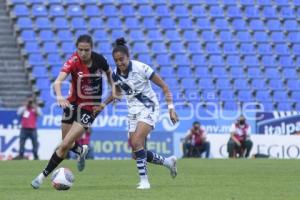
61, 51, 110, 112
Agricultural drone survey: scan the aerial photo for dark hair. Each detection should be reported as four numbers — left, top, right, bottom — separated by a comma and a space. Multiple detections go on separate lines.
112, 37, 129, 57
76, 34, 93, 48
193, 121, 200, 126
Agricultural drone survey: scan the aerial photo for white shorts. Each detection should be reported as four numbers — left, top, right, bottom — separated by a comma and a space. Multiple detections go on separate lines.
128, 107, 159, 133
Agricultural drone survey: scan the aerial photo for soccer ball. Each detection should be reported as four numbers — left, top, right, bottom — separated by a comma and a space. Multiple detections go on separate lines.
51, 167, 75, 190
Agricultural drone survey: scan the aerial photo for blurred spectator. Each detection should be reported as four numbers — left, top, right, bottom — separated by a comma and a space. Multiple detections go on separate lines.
227, 115, 253, 158
14, 96, 42, 160
182, 121, 210, 158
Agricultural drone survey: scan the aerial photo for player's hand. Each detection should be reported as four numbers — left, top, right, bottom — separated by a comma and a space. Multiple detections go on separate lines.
57, 96, 70, 109
169, 109, 179, 125
93, 103, 105, 116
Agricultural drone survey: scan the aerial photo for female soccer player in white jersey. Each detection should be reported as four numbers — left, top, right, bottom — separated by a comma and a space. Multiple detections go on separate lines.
94, 38, 179, 189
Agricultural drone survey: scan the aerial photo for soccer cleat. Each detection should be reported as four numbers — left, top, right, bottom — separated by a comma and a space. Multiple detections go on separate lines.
31, 175, 43, 189
137, 180, 150, 189
77, 145, 89, 172
166, 156, 177, 179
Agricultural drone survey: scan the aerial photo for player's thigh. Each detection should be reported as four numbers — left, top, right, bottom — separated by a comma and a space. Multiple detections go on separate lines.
131, 121, 152, 144
61, 122, 85, 147
61, 123, 72, 139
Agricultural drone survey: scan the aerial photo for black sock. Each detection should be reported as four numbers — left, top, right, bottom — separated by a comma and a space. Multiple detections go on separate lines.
70, 142, 82, 155
42, 152, 63, 177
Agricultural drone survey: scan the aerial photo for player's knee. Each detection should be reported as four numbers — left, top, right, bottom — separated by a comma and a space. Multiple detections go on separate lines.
131, 139, 143, 151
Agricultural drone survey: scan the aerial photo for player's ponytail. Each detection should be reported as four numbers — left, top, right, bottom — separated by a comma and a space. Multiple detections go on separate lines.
112, 37, 129, 57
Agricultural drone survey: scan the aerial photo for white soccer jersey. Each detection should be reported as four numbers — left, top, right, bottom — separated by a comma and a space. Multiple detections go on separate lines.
112, 60, 159, 114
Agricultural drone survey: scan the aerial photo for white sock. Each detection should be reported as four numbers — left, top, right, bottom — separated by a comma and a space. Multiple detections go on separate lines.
38, 173, 45, 183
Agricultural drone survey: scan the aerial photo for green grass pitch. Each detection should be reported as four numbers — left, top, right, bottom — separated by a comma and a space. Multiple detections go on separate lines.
0, 159, 299, 200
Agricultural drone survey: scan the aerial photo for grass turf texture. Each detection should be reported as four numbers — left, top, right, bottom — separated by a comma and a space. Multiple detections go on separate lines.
0, 159, 298, 200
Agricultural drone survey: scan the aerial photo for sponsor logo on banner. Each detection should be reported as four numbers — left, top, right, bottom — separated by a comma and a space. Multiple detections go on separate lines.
91, 131, 173, 159
256, 112, 300, 135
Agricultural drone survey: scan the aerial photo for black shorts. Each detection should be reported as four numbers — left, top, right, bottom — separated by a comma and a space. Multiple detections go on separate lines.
61, 104, 96, 128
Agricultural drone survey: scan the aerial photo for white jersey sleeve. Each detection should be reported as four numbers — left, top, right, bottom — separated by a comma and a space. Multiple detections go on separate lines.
138, 63, 155, 80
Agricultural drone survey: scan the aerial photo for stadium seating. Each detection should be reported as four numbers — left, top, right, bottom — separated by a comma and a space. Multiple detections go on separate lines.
8, 0, 300, 112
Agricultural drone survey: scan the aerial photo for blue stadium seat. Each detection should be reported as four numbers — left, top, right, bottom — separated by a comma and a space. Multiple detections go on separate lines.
181, 78, 197, 89
195, 67, 211, 77
154, 5, 171, 17
119, 5, 135, 17
209, 6, 224, 18
243, 55, 260, 67
102, 5, 119, 16
39, 30, 55, 42
278, 56, 294, 68
233, 79, 249, 89
106, 17, 122, 29
209, 55, 224, 66
255, 90, 271, 101
229, 67, 246, 78
249, 19, 265, 31
292, 44, 300, 55
223, 43, 238, 55
61, 42, 75, 54
177, 67, 192, 78
287, 32, 300, 43
53, 17, 69, 29
283, 20, 298, 31
129, 30, 144, 41
156, 54, 172, 65
251, 78, 266, 90
124, 17, 140, 29
43, 42, 59, 54
178, 18, 194, 30
262, 6, 277, 19
36, 78, 51, 90
174, 54, 190, 66
159, 17, 177, 29
220, 90, 235, 101
216, 78, 232, 89
236, 31, 252, 42
220, 0, 236, 6
183, 30, 198, 42
227, 6, 243, 18
13, 5, 30, 16
268, 79, 285, 90
266, 19, 282, 31
223, 101, 239, 110
28, 53, 45, 66
95, 42, 111, 53
143, 17, 158, 29
274, 44, 290, 55
274, 0, 290, 6
93, 30, 110, 41
137, 54, 152, 65
226, 55, 242, 66
195, 18, 211, 30
57, 30, 73, 42
70, 17, 87, 29
286, 78, 300, 91
205, 42, 221, 54
219, 31, 235, 42
282, 69, 298, 79
261, 102, 274, 111
165, 30, 181, 41
273, 91, 289, 101
202, 90, 218, 102
253, 31, 269, 42
264, 68, 281, 79
173, 5, 190, 17
279, 7, 295, 19
49, 5, 65, 17
35, 17, 52, 29
276, 102, 293, 111
214, 19, 230, 30
159, 66, 175, 78
201, 31, 217, 42
291, 91, 300, 101
138, 5, 154, 17
85, 5, 101, 17
247, 68, 263, 78
31, 4, 48, 16
66, 5, 83, 17
146, 30, 163, 41
212, 67, 228, 78
163, 78, 180, 89
232, 19, 247, 31
198, 78, 215, 89
240, 43, 255, 55
186, 42, 203, 54
191, 5, 207, 18
24, 42, 40, 53
257, 44, 272, 55
270, 31, 286, 43
261, 55, 277, 67
237, 90, 253, 102
32, 66, 48, 78
192, 54, 208, 66
257, 0, 272, 6
20, 30, 36, 41
89, 17, 105, 29
244, 6, 260, 19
